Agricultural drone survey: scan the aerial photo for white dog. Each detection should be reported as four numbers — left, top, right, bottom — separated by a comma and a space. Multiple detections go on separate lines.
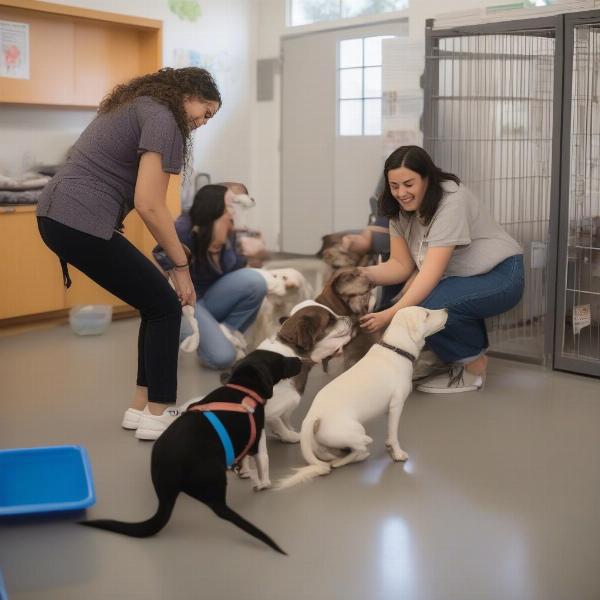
276, 306, 448, 488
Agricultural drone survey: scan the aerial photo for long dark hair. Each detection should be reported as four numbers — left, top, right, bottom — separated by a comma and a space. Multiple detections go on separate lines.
189, 184, 228, 266
98, 67, 221, 166
378, 146, 461, 226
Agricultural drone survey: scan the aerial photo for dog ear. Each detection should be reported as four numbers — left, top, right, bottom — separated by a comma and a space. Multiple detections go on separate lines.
403, 311, 426, 345
331, 267, 359, 294
278, 310, 333, 353
230, 356, 275, 399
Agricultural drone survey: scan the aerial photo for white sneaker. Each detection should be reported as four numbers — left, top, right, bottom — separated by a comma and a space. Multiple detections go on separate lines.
177, 396, 205, 412
121, 407, 143, 430
135, 405, 182, 441
416, 366, 485, 394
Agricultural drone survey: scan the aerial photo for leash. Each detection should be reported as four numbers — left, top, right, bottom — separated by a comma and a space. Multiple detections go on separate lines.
188, 383, 265, 469
377, 341, 416, 363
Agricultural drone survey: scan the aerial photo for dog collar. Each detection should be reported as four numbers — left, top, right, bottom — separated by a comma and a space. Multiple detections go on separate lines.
290, 299, 349, 322
377, 341, 416, 363
290, 299, 354, 334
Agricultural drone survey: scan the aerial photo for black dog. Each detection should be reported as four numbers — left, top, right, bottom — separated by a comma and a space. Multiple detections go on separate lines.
81, 350, 302, 554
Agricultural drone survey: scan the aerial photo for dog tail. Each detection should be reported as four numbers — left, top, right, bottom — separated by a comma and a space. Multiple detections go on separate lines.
276, 418, 332, 489
79, 493, 177, 538
208, 502, 287, 555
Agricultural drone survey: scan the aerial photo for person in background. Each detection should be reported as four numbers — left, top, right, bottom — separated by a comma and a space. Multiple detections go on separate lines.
36, 67, 221, 440
153, 184, 267, 370
219, 181, 270, 267
359, 146, 524, 393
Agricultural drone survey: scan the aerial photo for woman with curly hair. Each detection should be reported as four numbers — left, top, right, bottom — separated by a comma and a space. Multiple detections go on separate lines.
36, 67, 221, 440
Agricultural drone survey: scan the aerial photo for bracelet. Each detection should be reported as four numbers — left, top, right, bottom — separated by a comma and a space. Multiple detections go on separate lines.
172, 263, 189, 271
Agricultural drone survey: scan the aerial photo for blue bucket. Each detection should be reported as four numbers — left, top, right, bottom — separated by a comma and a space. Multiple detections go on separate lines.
0, 445, 95, 516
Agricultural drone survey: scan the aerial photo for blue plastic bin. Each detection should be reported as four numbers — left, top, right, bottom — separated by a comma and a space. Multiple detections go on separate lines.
0, 445, 95, 516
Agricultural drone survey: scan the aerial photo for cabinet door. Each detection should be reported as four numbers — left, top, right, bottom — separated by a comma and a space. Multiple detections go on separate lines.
0, 7, 76, 105
73, 21, 144, 106
0, 208, 65, 319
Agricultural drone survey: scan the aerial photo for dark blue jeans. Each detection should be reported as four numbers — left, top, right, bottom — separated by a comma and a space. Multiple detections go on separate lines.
419, 255, 525, 363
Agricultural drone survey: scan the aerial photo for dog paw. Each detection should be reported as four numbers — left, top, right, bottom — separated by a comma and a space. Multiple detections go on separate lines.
386, 445, 408, 462
278, 431, 301, 444
253, 480, 272, 491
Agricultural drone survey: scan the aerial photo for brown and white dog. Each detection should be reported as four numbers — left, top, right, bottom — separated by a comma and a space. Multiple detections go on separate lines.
226, 267, 374, 490
246, 268, 314, 350
316, 232, 369, 271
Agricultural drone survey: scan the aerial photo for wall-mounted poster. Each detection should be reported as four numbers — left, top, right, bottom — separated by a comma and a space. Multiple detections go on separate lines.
1, 20, 29, 79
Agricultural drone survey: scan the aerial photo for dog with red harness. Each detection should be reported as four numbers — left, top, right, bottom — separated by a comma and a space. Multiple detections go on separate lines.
81, 350, 302, 554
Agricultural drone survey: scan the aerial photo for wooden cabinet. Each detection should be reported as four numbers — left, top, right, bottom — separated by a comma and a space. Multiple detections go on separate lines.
0, 1, 161, 107
0, 206, 65, 318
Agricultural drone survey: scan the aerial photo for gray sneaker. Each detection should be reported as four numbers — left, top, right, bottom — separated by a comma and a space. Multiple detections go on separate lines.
416, 366, 485, 394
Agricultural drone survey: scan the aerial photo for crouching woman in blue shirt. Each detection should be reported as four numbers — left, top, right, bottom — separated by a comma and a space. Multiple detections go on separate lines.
154, 184, 267, 369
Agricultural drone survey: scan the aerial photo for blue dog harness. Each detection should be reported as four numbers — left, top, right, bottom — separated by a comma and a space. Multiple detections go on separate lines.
188, 384, 265, 469
202, 412, 236, 467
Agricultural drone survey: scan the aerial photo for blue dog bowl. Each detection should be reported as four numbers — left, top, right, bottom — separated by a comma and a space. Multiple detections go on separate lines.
0, 445, 95, 516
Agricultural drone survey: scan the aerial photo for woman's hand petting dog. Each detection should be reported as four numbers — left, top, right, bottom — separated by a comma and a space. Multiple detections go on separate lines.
360, 308, 394, 333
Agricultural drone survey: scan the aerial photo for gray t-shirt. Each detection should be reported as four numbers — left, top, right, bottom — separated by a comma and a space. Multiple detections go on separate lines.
37, 96, 184, 240
389, 181, 522, 277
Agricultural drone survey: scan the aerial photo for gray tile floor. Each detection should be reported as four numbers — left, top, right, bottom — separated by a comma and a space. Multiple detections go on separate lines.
1, 318, 600, 600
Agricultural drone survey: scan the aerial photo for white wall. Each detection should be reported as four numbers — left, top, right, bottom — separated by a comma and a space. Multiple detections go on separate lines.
2, 0, 256, 197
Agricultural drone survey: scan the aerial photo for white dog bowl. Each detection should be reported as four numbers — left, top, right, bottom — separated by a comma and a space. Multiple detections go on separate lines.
69, 305, 112, 336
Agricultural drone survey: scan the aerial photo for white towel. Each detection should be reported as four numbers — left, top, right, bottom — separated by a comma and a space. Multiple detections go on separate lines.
168, 278, 200, 353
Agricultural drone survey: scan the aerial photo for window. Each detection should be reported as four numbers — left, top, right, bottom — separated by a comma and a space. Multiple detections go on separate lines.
338, 35, 393, 136
288, 0, 408, 28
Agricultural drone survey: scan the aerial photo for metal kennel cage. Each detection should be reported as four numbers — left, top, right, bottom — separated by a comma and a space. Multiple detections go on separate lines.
423, 17, 563, 366
555, 11, 600, 377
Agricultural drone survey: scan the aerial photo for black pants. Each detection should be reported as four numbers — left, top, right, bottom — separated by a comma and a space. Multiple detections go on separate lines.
37, 217, 181, 404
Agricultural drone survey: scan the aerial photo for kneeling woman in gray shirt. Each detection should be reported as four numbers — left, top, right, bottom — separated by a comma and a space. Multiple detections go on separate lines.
36, 67, 221, 439
360, 146, 524, 393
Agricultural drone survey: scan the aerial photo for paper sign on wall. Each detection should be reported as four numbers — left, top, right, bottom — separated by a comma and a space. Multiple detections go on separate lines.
573, 304, 591, 335
0, 20, 29, 80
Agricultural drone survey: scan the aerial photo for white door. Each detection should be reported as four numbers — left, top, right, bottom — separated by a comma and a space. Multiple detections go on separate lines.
281, 20, 408, 254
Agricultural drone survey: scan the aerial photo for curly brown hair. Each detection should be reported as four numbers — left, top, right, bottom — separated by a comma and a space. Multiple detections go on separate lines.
98, 67, 221, 166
